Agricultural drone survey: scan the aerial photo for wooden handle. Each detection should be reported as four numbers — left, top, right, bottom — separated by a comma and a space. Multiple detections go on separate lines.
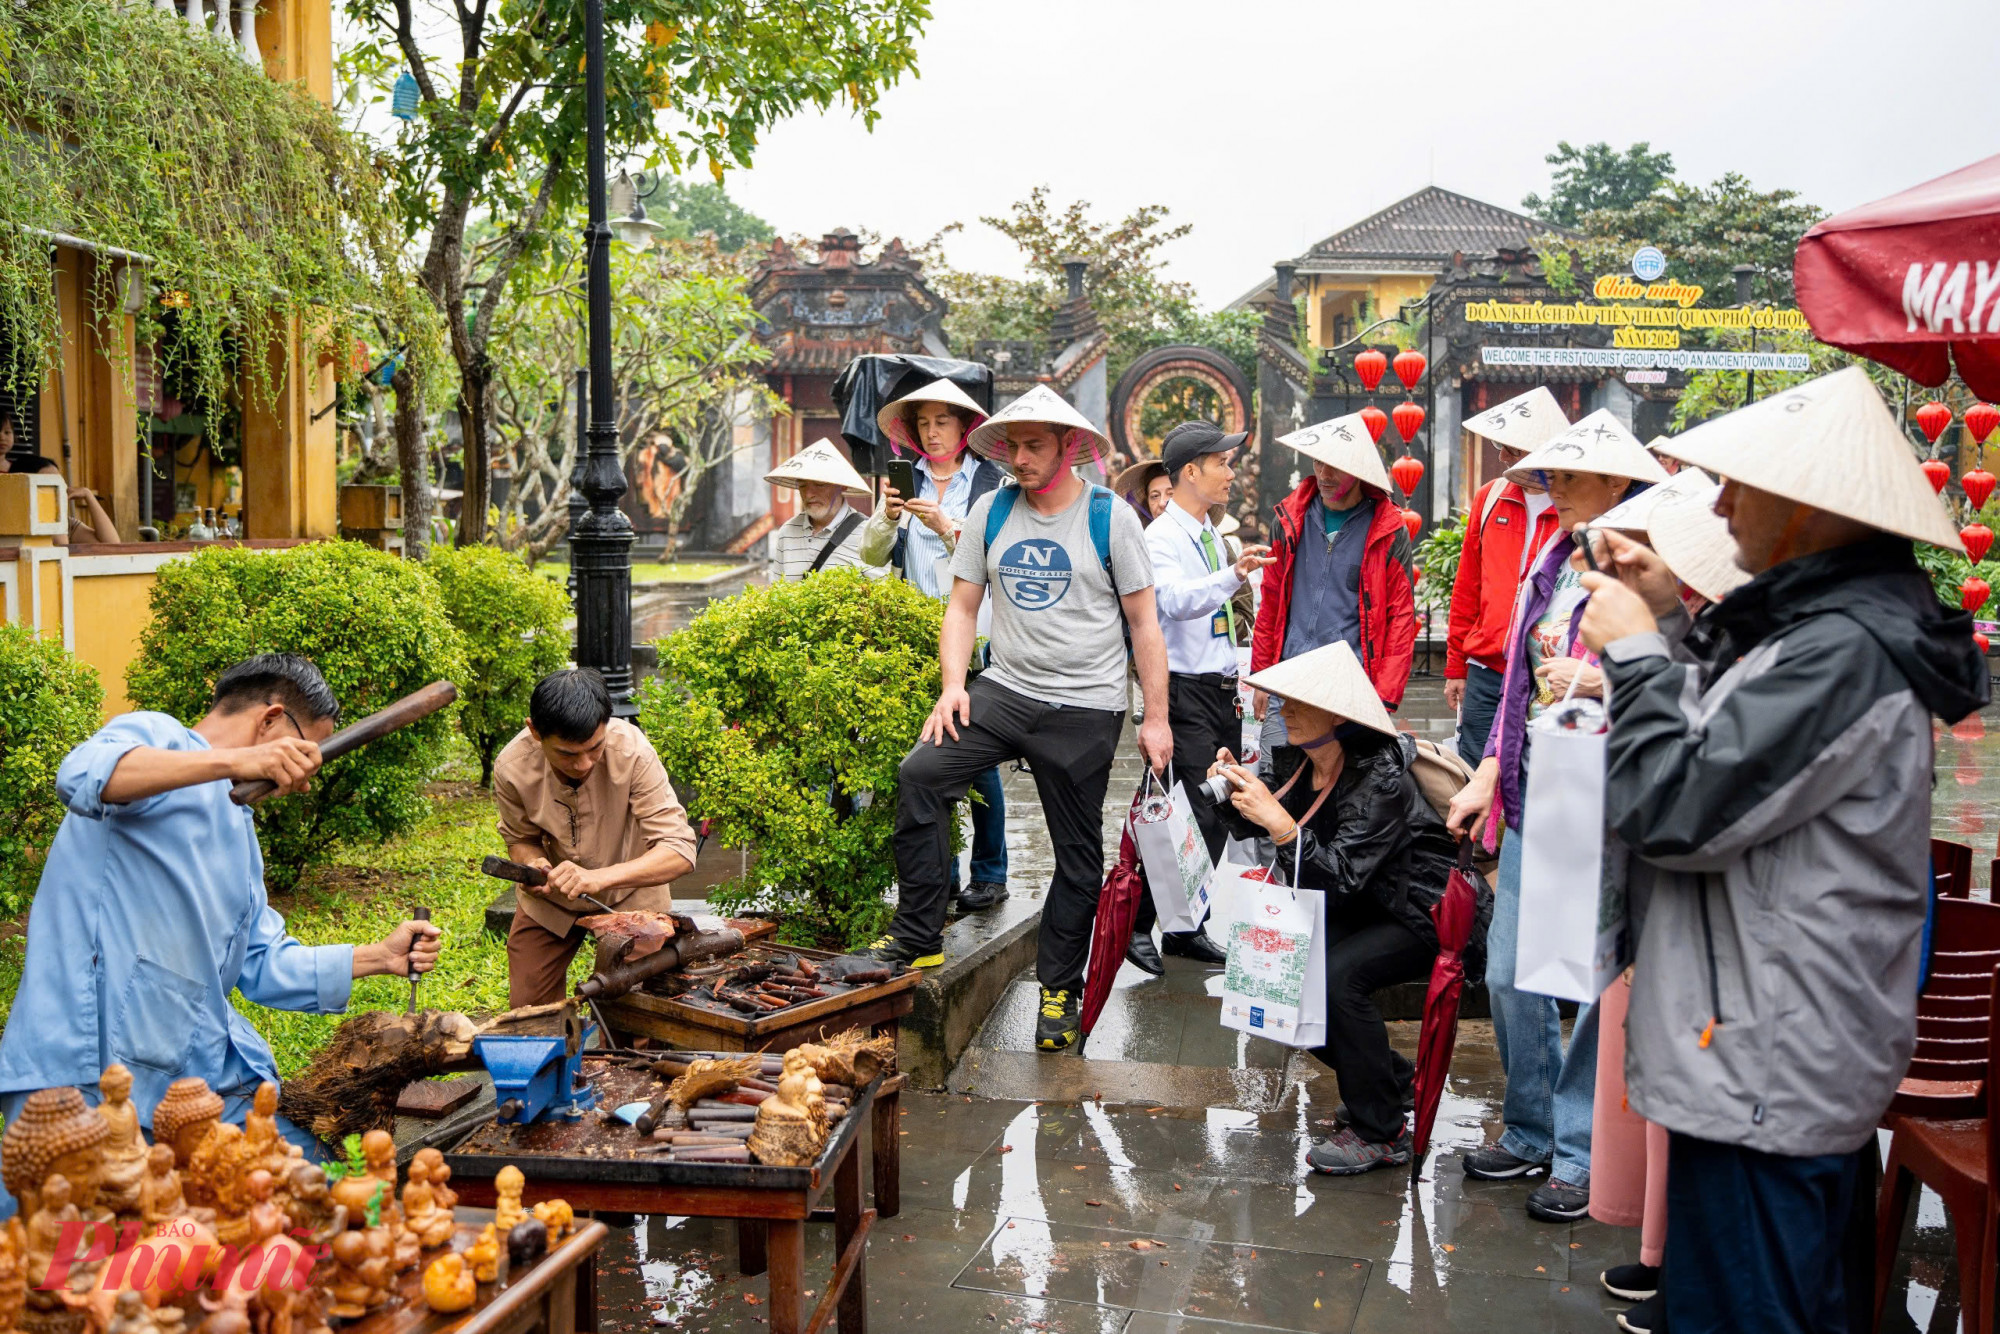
229, 680, 458, 806
481, 855, 549, 887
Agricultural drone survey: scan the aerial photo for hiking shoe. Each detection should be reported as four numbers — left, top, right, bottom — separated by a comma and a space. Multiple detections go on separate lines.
1601, 1262, 1661, 1302
1616, 1294, 1665, 1334
1036, 988, 1080, 1051
857, 938, 944, 970
1125, 932, 1165, 976
1161, 930, 1227, 965
957, 880, 1009, 912
1306, 1126, 1413, 1176
1461, 1145, 1548, 1180
1525, 1177, 1591, 1222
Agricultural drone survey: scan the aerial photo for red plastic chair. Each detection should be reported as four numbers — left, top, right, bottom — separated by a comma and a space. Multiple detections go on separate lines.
1934, 837, 1973, 899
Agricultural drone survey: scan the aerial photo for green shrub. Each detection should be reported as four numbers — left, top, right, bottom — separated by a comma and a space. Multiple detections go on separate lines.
0, 627, 103, 912
639, 569, 945, 948
1414, 513, 1464, 610
127, 541, 468, 889
427, 545, 572, 785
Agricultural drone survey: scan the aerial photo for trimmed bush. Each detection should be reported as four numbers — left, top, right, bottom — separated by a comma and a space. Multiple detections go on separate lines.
127, 541, 467, 889
639, 569, 945, 948
0, 627, 103, 911
427, 545, 572, 785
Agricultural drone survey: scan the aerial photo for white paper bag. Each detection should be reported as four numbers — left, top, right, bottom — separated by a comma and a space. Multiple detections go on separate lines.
1131, 773, 1213, 934
1514, 718, 1625, 1002
1217, 860, 1328, 1049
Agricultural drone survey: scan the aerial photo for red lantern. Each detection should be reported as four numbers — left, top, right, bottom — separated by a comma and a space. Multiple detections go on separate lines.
1400, 508, 1422, 539
1358, 405, 1388, 444
1923, 458, 1952, 493
1916, 400, 1953, 444
1964, 468, 1998, 511
1354, 348, 1388, 392
1392, 401, 1426, 443
1963, 523, 1994, 564
1978, 632, 1991, 655
1390, 452, 1425, 495
1968, 402, 2000, 446
1392, 349, 1428, 390
1962, 575, 1990, 614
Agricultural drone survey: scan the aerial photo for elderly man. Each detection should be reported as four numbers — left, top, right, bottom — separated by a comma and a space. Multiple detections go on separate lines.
1576, 368, 1988, 1334
765, 439, 886, 582
875, 386, 1173, 1052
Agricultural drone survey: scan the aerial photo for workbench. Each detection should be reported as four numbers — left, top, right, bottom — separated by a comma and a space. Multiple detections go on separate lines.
340, 1209, 608, 1334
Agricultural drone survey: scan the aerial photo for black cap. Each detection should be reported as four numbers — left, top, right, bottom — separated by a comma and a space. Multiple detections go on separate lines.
1159, 421, 1248, 481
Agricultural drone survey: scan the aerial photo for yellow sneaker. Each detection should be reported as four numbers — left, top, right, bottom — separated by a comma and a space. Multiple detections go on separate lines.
1036, 987, 1079, 1051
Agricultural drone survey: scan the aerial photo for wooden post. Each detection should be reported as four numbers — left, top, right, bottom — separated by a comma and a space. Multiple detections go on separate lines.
833, 1138, 866, 1334
765, 1219, 804, 1334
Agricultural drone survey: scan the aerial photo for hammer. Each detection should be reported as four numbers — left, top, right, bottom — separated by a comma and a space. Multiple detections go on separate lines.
230, 680, 458, 806
481, 855, 617, 916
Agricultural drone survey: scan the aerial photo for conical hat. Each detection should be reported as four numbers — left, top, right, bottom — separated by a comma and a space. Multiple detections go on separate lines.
1241, 641, 1397, 738
1216, 511, 1242, 538
1463, 387, 1571, 451
1274, 413, 1392, 493
1595, 466, 1715, 535
1113, 457, 1166, 496
875, 379, 988, 455
764, 439, 870, 495
1505, 410, 1670, 489
964, 384, 1110, 463
1649, 483, 1752, 604
1655, 366, 1963, 552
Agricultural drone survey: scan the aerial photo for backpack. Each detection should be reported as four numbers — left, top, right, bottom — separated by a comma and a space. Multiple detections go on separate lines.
1409, 737, 1498, 870
981, 482, 1130, 664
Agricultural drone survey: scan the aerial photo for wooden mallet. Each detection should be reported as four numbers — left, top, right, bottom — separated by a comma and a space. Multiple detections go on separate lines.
230, 680, 458, 806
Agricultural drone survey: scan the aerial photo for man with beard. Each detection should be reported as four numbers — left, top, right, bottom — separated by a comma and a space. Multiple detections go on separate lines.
765, 439, 885, 582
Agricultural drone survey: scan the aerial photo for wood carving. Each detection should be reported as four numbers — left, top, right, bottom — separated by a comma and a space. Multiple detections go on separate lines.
666, 1057, 761, 1112
322, 1227, 391, 1320
2, 1088, 110, 1220
399, 1158, 452, 1251
465, 1225, 499, 1285
147, 1081, 223, 1174
183, 1124, 257, 1231
278, 1011, 478, 1144
0, 1217, 25, 1334
529, 1200, 572, 1244
491, 1167, 526, 1235
23, 1174, 99, 1334
503, 1220, 545, 1272
419, 1253, 474, 1314
136, 1147, 208, 1232
408, 1149, 455, 1213
92, 1069, 146, 1220
745, 1053, 827, 1168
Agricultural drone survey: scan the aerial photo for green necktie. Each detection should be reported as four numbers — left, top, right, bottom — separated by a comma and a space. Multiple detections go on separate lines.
1200, 527, 1236, 642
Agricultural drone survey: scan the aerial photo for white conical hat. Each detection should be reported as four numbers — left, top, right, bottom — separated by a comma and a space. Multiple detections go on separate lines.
874, 378, 988, 452
964, 384, 1110, 463
764, 439, 870, 495
1595, 466, 1715, 535
1505, 410, 1670, 489
1463, 387, 1571, 451
1274, 413, 1392, 493
1655, 366, 1963, 552
1649, 483, 1752, 604
1241, 641, 1398, 738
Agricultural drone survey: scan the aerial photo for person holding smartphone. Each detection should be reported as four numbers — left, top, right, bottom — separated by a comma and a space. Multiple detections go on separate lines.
858, 378, 1011, 912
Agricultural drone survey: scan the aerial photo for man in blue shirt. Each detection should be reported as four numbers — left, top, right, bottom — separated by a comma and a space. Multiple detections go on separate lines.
0, 653, 441, 1176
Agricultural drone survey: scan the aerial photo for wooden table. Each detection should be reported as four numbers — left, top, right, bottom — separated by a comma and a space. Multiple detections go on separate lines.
444, 1079, 880, 1334
341, 1209, 607, 1334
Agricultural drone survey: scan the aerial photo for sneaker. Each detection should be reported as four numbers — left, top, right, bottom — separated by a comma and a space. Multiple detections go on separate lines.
856, 938, 945, 970
1161, 930, 1227, 965
1616, 1293, 1664, 1334
1125, 932, 1165, 976
1036, 987, 1080, 1051
1306, 1126, 1413, 1176
1525, 1177, 1591, 1222
1601, 1263, 1661, 1302
957, 880, 1009, 912
1461, 1145, 1548, 1180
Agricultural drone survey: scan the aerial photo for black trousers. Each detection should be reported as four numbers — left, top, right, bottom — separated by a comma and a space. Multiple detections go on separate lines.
1312, 902, 1435, 1143
894, 676, 1124, 990
1134, 671, 1238, 936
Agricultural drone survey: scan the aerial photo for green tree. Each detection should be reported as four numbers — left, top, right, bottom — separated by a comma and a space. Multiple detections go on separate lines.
1522, 140, 1677, 228
650, 178, 776, 253
427, 545, 572, 786
1565, 172, 1825, 306
0, 628, 103, 913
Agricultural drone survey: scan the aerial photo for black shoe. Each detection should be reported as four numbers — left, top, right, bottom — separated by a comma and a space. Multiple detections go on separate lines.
1525, 1177, 1590, 1222
1036, 987, 1079, 1051
1161, 930, 1227, 965
1601, 1263, 1661, 1302
1461, 1145, 1548, 1180
957, 880, 1009, 912
1306, 1126, 1413, 1176
1124, 932, 1165, 976
1616, 1293, 1665, 1334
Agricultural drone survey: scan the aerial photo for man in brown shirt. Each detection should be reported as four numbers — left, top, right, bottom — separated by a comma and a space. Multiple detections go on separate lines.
492, 669, 699, 1006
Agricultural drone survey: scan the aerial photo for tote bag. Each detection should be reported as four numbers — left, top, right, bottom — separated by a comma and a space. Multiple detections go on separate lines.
1217, 771, 1334, 1049
1131, 768, 1213, 934
1514, 685, 1626, 1002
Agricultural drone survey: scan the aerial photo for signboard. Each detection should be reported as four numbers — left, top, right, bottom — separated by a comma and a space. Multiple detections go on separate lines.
1631, 246, 1667, 281
1481, 346, 1812, 371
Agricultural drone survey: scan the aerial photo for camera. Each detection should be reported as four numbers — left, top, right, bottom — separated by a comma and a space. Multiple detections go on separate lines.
1200, 769, 1244, 805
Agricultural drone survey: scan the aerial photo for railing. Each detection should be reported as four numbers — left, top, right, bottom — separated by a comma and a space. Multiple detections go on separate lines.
155, 0, 262, 66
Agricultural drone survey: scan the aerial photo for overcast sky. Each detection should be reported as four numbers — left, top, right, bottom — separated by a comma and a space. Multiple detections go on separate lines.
721, 0, 1994, 309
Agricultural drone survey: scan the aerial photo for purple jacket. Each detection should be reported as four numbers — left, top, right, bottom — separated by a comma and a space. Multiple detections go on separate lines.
1481, 534, 1590, 848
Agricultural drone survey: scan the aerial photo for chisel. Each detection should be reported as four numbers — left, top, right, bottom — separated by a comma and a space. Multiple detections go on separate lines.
407, 906, 431, 1014
481, 854, 617, 915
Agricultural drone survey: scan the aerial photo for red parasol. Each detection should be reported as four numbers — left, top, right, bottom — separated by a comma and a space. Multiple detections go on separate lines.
1794, 153, 2000, 400
1080, 787, 1148, 1039
1411, 840, 1481, 1177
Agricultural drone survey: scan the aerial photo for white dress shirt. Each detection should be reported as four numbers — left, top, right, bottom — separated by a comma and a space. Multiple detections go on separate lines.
770, 502, 885, 583
1146, 498, 1243, 676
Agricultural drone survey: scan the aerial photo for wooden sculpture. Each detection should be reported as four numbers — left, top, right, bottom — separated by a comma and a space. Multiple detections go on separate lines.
419, 1253, 474, 1314
503, 1220, 544, 1273
135, 1146, 208, 1232
184, 1124, 258, 1237
491, 1167, 527, 1235
92, 1069, 147, 1220
242, 1084, 301, 1184
408, 1149, 455, 1213
792, 1027, 895, 1087
530, 1200, 572, 1244
665, 1056, 761, 1113
24, 1174, 97, 1334
746, 1053, 828, 1168
0, 1217, 27, 1334
322, 1227, 391, 1321
465, 1225, 499, 1285
2, 1089, 110, 1221
399, 1158, 453, 1251
147, 1082, 222, 1174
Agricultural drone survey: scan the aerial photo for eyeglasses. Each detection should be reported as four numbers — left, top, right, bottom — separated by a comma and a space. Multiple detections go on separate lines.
278, 709, 305, 739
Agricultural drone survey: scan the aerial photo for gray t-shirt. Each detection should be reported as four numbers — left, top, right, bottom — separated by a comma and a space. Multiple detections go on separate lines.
952, 484, 1154, 711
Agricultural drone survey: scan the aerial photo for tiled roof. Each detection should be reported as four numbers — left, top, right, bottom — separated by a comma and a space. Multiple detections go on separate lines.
1294, 187, 1562, 271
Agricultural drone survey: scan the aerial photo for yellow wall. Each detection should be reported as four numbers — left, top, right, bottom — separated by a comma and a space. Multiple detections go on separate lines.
1303, 273, 1436, 351
68, 563, 171, 714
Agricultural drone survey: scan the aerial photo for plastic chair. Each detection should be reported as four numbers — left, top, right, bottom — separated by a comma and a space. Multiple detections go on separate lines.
1893, 898, 2000, 1118
1934, 837, 1974, 899
1875, 956, 1998, 1333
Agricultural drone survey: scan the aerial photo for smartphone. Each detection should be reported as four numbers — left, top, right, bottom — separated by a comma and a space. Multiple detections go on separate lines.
1576, 525, 1601, 572
886, 459, 917, 502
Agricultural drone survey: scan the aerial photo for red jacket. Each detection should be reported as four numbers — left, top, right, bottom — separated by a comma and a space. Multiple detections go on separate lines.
1445, 479, 1561, 677
1251, 477, 1417, 709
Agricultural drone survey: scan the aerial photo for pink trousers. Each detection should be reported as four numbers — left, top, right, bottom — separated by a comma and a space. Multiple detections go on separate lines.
1587, 974, 1669, 1266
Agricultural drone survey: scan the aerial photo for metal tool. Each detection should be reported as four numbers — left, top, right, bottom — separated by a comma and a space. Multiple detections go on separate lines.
472, 1004, 598, 1124
480, 854, 617, 915
406, 906, 431, 1014
231, 680, 458, 806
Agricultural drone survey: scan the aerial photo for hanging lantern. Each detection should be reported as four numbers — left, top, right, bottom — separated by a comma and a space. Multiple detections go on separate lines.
1964, 468, 1998, 511
1354, 348, 1387, 392
1392, 349, 1427, 390
1916, 400, 1953, 444
1400, 508, 1423, 540
1977, 632, 1991, 655
391, 70, 420, 121
1392, 401, 1425, 443
1962, 575, 1990, 614
1967, 402, 2000, 446
1963, 523, 1994, 564
1923, 458, 1952, 493
1358, 405, 1388, 444
1390, 452, 1425, 495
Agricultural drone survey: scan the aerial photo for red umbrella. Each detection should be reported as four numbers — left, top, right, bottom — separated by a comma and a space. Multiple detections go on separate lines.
1794, 153, 2000, 400
1410, 840, 1481, 1178
1080, 786, 1148, 1039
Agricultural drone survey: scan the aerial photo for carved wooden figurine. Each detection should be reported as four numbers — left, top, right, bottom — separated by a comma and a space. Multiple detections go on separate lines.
242, 1084, 301, 1184
322, 1227, 392, 1321
136, 1146, 208, 1232
503, 1220, 545, 1273
147, 1081, 222, 1173
280, 1164, 344, 1247
465, 1225, 499, 1285
185, 1124, 258, 1239
24, 1174, 100, 1334
92, 1068, 147, 1220
2, 1088, 110, 1220
745, 1052, 828, 1168
400, 1159, 453, 1252
0, 1216, 27, 1334
419, 1253, 474, 1314
408, 1149, 455, 1213
491, 1166, 527, 1234
530, 1200, 573, 1244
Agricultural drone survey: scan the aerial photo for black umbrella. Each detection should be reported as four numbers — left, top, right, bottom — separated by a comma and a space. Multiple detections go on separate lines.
830, 354, 994, 475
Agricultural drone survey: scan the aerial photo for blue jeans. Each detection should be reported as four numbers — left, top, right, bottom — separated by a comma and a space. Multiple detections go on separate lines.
950, 766, 1008, 888
1487, 822, 1599, 1184
1456, 661, 1505, 766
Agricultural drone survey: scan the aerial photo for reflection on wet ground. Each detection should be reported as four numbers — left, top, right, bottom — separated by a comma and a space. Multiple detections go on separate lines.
588, 671, 1987, 1331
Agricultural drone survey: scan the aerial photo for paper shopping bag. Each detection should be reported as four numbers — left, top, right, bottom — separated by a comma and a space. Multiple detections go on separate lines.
1218, 864, 1328, 1049
1514, 717, 1627, 1002
1131, 771, 1213, 934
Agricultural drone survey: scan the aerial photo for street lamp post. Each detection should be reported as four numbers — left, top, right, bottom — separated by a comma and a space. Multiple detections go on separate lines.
573, 0, 637, 716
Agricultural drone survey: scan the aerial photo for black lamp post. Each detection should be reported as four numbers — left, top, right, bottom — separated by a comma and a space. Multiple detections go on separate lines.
572, 0, 637, 716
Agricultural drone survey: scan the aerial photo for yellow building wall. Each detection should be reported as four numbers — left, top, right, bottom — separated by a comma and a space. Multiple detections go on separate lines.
1304, 273, 1437, 351
68, 561, 177, 714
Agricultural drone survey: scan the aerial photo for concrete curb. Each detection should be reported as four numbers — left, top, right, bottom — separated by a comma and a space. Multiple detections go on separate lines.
896, 903, 1042, 1090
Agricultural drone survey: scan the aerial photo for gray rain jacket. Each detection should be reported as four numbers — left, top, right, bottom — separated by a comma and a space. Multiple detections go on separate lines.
1602, 536, 1989, 1156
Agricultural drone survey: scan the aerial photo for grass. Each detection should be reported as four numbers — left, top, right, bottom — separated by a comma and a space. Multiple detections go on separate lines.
536, 561, 738, 586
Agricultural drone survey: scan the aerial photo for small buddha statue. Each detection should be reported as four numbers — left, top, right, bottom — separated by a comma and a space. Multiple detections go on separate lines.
92, 1068, 147, 1219
136, 1146, 208, 1232
2, 1088, 111, 1220
322, 1227, 392, 1320
280, 1163, 344, 1247
465, 1224, 499, 1284
147, 1081, 223, 1173
400, 1158, 453, 1251
25, 1174, 103, 1319
746, 1055, 829, 1168
242, 1084, 301, 1182
491, 1165, 527, 1234
409, 1148, 456, 1213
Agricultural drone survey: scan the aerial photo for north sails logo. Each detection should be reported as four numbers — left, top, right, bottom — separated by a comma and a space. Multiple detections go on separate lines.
996, 539, 1073, 609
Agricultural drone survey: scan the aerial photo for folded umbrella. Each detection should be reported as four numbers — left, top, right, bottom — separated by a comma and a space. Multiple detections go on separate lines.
1079, 785, 1150, 1041
1411, 839, 1481, 1180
